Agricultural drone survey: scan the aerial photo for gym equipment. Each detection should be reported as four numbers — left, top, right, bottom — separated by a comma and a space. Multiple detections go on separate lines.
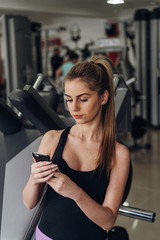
1, 15, 33, 105
30, 73, 60, 112
0, 98, 21, 134
150, 7, 160, 128
129, 115, 151, 150
119, 205, 155, 222
113, 74, 131, 133
134, 9, 151, 122
9, 85, 67, 134
0, 74, 60, 133
31, 22, 43, 76
134, 8, 160, 128
125, 77, 151, 150
108, 226, 129, 240
8, 74, 131, 135
0, 14, 43, 106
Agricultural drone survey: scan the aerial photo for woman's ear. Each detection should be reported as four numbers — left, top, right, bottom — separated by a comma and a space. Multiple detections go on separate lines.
101, 90, 109, 105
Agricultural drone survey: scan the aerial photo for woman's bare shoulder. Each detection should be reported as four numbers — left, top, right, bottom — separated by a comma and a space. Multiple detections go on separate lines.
115, 141, 130, 163
43, 129, 64, 141
38, 129, 64, 156
110, 142, 130, 180
116, 141, 130, 153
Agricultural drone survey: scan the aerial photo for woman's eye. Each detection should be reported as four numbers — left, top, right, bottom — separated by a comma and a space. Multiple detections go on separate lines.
66, 99, 72, 102
80, 99, 88, 102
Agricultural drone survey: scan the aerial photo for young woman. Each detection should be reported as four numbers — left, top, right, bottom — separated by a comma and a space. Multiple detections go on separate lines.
23, 55, 130, 240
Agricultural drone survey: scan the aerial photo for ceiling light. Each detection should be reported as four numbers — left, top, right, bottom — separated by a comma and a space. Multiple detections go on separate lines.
107, 0, 125, 4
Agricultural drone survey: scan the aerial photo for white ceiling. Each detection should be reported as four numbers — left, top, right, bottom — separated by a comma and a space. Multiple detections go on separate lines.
0, 0, 160, 20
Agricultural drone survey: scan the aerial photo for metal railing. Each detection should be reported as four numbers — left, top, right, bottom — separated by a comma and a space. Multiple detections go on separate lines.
119, 205, 156, 222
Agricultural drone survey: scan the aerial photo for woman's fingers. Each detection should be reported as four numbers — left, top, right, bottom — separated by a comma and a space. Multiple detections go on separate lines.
36, 164, 58, 174
33, 170, 55, 183
51, 171, 61, 178
31, 161, 58, 183
32, 162, 58, 173
38, 172, 55, 183
47, 172, 79, 199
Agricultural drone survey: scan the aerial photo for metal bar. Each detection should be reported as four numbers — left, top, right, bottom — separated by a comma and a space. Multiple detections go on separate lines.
1, 15, 12, 106
119, 205, 156, 222
33, 73, 44, 90
18, 73, 44, 117
43, 29, 49, 77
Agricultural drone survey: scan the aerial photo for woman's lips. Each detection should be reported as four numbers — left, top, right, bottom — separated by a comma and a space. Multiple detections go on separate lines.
73, 115, 83, 119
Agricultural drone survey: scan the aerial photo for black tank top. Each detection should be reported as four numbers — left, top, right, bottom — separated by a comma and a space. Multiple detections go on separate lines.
39, 127, 109, 240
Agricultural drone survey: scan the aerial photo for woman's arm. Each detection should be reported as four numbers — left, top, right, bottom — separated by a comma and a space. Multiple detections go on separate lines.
23, 130, 60, 209
23, 174, 45, 210
22, 162, 55, 209
47, 143, 130, 230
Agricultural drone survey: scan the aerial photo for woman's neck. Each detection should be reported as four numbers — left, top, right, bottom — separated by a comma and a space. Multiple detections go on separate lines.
72, 123, 103, 142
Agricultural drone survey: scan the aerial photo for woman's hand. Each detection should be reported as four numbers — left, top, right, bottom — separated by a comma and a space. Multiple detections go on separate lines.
30, 161, 58, 185
47, 171, 80, 200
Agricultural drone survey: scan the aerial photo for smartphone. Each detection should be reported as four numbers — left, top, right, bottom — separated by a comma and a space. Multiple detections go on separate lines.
32, 152, 51, 162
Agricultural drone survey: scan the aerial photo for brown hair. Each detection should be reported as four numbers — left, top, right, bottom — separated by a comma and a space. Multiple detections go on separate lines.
64, 55, 116, 177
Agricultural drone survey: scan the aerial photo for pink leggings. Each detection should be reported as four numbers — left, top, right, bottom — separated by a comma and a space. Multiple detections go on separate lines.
35, 226, 53, 240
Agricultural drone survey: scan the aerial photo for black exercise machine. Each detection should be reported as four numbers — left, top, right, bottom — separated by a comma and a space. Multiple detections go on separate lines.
0, 98, 22, 134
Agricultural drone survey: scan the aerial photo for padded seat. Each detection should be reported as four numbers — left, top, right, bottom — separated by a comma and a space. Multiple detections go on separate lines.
0, 99, 21, 134
9, 85, 67, 134
38, 90, 60, 112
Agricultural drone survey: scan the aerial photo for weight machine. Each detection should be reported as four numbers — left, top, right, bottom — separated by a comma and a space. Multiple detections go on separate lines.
134, 8, 160, 128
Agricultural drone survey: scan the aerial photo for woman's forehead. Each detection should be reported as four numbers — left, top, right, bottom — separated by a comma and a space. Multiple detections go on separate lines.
65, 78, 89, 90
64, 79, 96, 96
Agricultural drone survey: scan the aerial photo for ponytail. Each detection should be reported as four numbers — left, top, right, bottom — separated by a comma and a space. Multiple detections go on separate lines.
91, 56, 116, 177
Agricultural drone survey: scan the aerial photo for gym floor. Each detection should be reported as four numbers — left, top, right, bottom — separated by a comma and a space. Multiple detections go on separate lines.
115, 128, 160, 240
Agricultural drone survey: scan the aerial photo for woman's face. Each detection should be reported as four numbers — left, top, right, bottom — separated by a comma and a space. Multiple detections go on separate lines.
64, 78, 108, 124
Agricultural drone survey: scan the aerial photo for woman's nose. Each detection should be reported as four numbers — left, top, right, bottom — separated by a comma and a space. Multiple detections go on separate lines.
72, 100, 80, 111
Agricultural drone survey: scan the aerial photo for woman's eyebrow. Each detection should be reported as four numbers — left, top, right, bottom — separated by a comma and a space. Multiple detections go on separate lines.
65, 93, 90, 98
